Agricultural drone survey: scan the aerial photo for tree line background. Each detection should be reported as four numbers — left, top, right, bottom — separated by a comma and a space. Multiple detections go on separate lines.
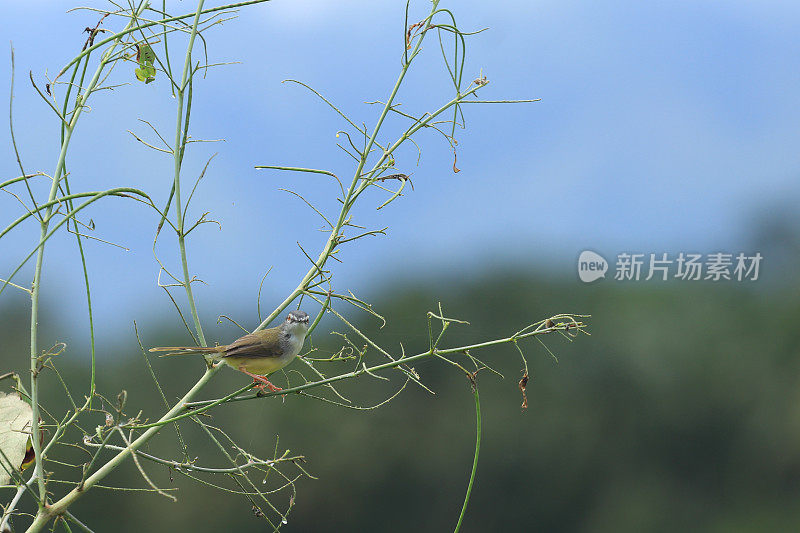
3, 229, 798, 531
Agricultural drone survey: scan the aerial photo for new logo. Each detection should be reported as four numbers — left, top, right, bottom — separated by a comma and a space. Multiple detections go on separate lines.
578, 250, 608, 283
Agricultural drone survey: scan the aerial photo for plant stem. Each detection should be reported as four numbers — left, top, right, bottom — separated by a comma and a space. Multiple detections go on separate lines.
25, 4, 212, 529
0, 477, 33, 531
454, 386, 481, 533
25, 367, 219, 533
255, 0, 441, 331
154, 318, 586, 421
57, 0, 273, 79
172, 0, 208, 347
25, 0, 149, 523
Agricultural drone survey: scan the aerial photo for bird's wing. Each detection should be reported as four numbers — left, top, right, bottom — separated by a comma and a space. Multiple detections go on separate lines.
223, 332, 283, 359
149, 346, 220, 354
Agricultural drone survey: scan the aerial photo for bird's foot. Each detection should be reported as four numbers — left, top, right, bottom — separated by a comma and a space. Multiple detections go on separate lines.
240, 368, 283, 393
250, 375, 282, 392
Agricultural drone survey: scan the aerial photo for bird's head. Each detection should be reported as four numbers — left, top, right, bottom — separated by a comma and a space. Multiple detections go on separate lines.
284, 310, 310, 335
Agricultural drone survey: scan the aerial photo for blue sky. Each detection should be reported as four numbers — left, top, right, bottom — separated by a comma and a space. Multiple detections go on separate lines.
1, 1, 799, 342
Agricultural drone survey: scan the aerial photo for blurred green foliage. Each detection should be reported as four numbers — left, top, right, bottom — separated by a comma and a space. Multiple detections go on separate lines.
2, 272, 800, 532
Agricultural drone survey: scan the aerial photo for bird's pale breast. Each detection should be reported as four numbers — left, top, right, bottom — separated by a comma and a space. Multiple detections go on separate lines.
223, 354, 292, 375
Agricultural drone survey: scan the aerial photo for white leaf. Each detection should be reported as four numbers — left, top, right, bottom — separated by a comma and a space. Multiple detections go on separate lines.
0, 392, 33, 486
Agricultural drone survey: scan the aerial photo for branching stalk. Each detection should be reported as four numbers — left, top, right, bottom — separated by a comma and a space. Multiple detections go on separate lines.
27, 1, 150, 514
0, 2, 585, 532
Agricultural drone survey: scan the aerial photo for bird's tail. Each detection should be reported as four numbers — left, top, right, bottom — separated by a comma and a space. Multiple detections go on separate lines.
149, 346, 223, 357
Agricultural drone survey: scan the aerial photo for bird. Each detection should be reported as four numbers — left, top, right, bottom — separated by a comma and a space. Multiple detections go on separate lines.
149, 310, 310, 392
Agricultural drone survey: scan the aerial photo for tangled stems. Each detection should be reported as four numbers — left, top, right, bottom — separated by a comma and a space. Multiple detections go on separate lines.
20, 2, 278, 529
26, 8, 471, 523
254, 1, 478, 331
24, 368, 219, 532
25, 315, 584, 531
26, 1, 151, 513
2, 0, 588, 530
157, 317, 588, 422
25, 2, 210, 530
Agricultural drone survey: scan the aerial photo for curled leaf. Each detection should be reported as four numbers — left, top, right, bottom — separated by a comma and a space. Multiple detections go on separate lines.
20, 437, 35, 471
134, 43, 157, 84
518, 372, 529, 410
137, 44, 156, 65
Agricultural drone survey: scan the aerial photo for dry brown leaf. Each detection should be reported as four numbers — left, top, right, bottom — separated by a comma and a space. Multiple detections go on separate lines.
0, 392, 33, 485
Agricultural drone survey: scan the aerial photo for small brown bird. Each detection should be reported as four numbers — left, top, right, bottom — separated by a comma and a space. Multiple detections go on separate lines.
149, 310, 310, 392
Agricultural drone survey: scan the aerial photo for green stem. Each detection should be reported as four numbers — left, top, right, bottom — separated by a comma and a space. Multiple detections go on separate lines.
454, 386, 481, 533
255, 1, 441, 331
82, 441, 297, 474
172, 0, 207, 347
25, 5, 213, 529
0, 478, 31, 531
1, 190, 152, 298
56, 0, 273, 79
60, 33, 96, 405
2, 189, 151, 241
25, 367, 220, 533
147, 319, 584, 424
25, 0, 149, 523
